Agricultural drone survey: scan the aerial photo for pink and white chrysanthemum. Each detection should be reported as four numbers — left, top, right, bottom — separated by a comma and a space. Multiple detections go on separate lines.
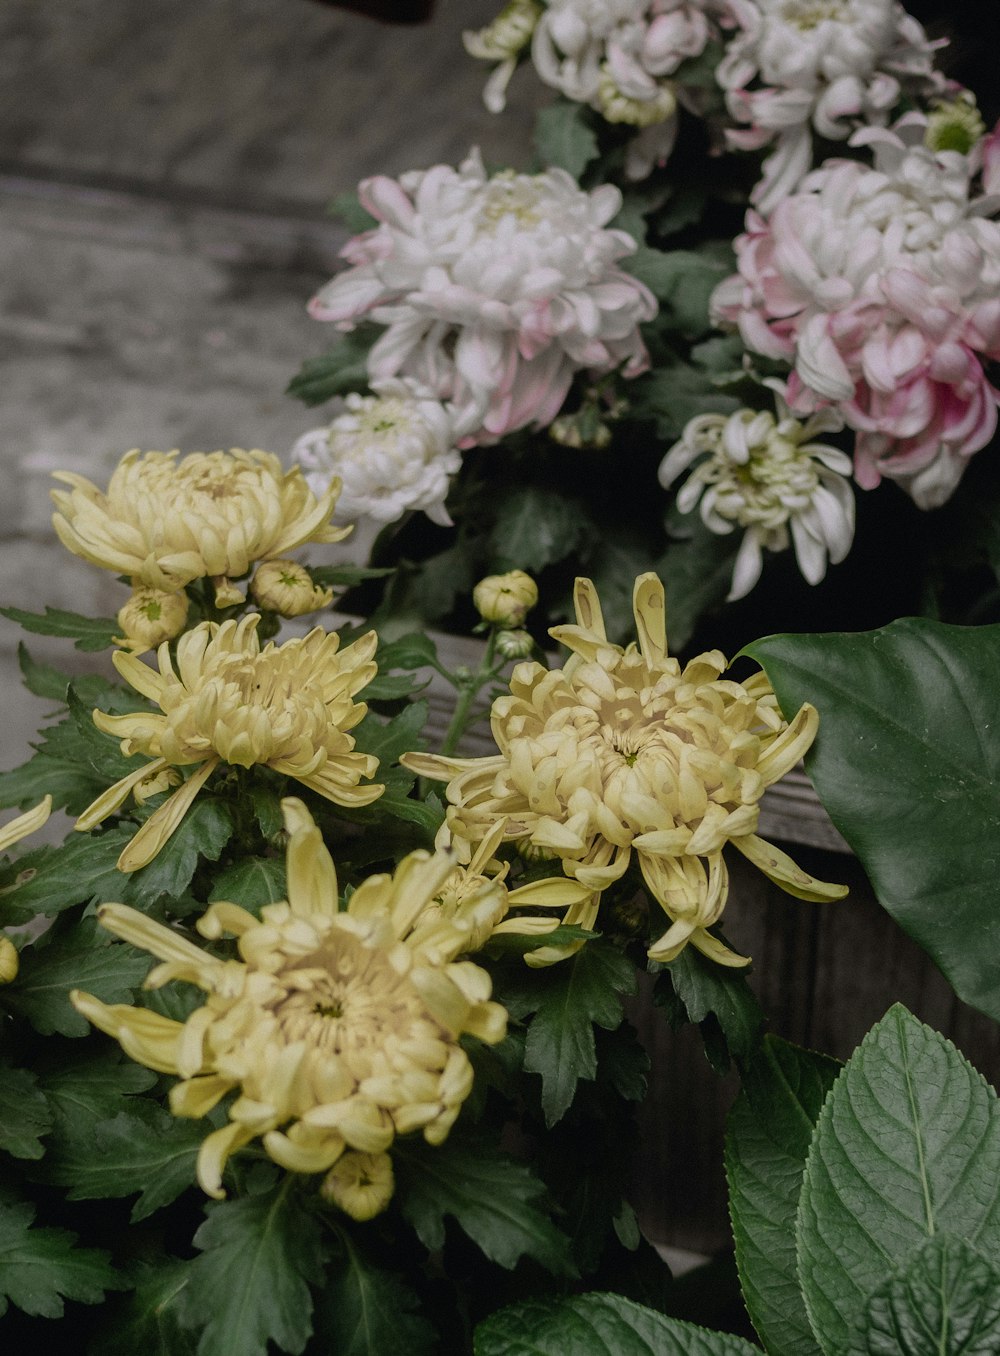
718, 0, 944, 212
711, 116, 1000, 506
308, 151, 656, 446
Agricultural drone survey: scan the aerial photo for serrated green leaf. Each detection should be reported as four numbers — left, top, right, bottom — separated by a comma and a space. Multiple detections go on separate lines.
631, 364, 742, 443
88, 1258, 196, 1356
0, 1201, 123, 1318
841, 1235, 1000, 1356
396, 1135, 575, 1276
286, 326, 376, 406
313, 1239, 437, 1356
119, 798, 234, 906
248, 784, 283, 840
726, 1037, 840, 1356
375, 631, 440, 672
744, 621, 1000, 1021
489, 486, 588, 574
595, 1022, 650, 1103
522, 941, 637, 1126
532, 100, 600, 177
178, 1181, 327, 1356
0, 605, 118, 651
473, 1292, 761, 1356
655, 518, 739, 651
45, 1103, 202, 1221
2, 824, 134, 923
0, 1063, 51, 1159
353, 699, 428, 765
209, 855, 287, 912
16, 643, 69, 701
662, 943, 765, 1070
4, 917, 151, 1036
38, 1047, 156, 1127
797, 1005, 1000, 1356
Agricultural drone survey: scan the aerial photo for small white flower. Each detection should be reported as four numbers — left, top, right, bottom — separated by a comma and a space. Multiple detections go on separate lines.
658, 385, 855, 598
463, 0, 542, 113
291, 380, 462, 528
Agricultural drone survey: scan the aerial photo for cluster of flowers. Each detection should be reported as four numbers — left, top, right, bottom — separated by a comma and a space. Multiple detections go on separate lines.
19, 446, 842, 1221
289, 0, 1000, 605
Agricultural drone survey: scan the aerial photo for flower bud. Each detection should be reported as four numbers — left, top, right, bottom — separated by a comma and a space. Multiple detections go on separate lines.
925, 92, 986, 156
473, 571, 538, 627
250, 560, 334, 617
0, 936, 18, 984
495, 628, 534, 661
320, 1150, 395, 1220
116, 587, 189, 653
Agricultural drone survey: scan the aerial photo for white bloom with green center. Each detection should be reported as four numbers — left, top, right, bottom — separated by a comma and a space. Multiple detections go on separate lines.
659, 386, 855, 599
292, 380, 462, 528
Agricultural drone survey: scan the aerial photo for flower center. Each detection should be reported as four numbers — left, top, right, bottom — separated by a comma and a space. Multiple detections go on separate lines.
779, 0, 847, 29
478, 175, 544, 229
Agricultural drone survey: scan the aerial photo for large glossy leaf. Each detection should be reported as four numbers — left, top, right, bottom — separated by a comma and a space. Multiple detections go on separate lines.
796, 1005, 1000, 1355
474, 1293, 760, 1356
745, 620, 1000, 1020
726, 1037, 839, 1356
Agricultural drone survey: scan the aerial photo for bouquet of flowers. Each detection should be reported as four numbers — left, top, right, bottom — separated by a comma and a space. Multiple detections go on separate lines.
2, 4, 1000, 1353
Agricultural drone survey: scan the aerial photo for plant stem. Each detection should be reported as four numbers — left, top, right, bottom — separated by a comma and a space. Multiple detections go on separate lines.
438, 629, 498, 757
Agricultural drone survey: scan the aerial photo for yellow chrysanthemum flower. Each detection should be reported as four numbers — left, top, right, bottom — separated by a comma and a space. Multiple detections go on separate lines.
76, 616, 383, 872
71, 798, 508, 1207
51, 448, 350, 607
250, 559, 334, 617
116, 585, 190, 653
403, 573, 846, 967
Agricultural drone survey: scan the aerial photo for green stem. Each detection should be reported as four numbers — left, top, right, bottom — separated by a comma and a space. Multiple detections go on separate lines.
438, 629, 499, 758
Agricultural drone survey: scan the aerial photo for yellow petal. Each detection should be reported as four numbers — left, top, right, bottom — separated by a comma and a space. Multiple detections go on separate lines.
75, 757, 169, 832
756, 703, 819, 786
689, 927, 751, 968
733, 833, 849, 902
197, 1122, 258, 1199
281, 797, 339, 919
632, 572, 667, 664
97, 902, 221, 973
116, 757, 220, 872
263, 1128, 345, 1174
170, 1074, 234, 1119
70, 991, 184, 1074
0, 796, 51, 853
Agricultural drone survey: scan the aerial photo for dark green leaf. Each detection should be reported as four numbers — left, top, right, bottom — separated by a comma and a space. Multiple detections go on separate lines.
0, 1201, 122, 1318
120, 799, 234, 906
631, 365, 741, 442
396, 1136, 575, 1276
248, 784, 283, 841
655, 516, 739, 652
532, 100, 600, 177
2, 825, 134, 923
521, 941, 637, 1126
89, 1258, 196, 1356
38, 1048, 156, 1127
209, 856, 287, 912
797, 1005, 1000, 1355
17, 643, 69, 701
473, 1292, 761, 1355
726, 1037, 839, 1356
178, 1182, 327, 1356
0, 605, 118, 652
0, 1064, 52, 1159
313, 1240, 436, 1356
286, 326, 377, 406
489, 486, 588, 574
309, 563, 393, 589
661, 943, 765, 1070
353, 699, 428, 765
375, 631, 440, 672
4, 917, 151, 1037
624, 246, 731, 337
744, 620, 1000, 1021
45, 1103, 202, 1221
850, 1235, 1000, 1356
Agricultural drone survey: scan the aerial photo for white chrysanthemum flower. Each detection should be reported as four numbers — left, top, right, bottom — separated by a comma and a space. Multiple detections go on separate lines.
718, 0, 944, 212
309, 151, 655, 445
658, 385, 855, 598
292, 380, 462, 528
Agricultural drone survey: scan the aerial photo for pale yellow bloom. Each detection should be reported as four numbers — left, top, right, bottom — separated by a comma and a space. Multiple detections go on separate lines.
116, 586, 190, 653
51, 448, 350, 606
597, 69, 677, 128
71, 798, 507, 1206
320, 1151, 394, 1221
76, 616, 382, 872
403, 574, 846, 967
250, 559, 334, 617
473, 571, 538, 627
